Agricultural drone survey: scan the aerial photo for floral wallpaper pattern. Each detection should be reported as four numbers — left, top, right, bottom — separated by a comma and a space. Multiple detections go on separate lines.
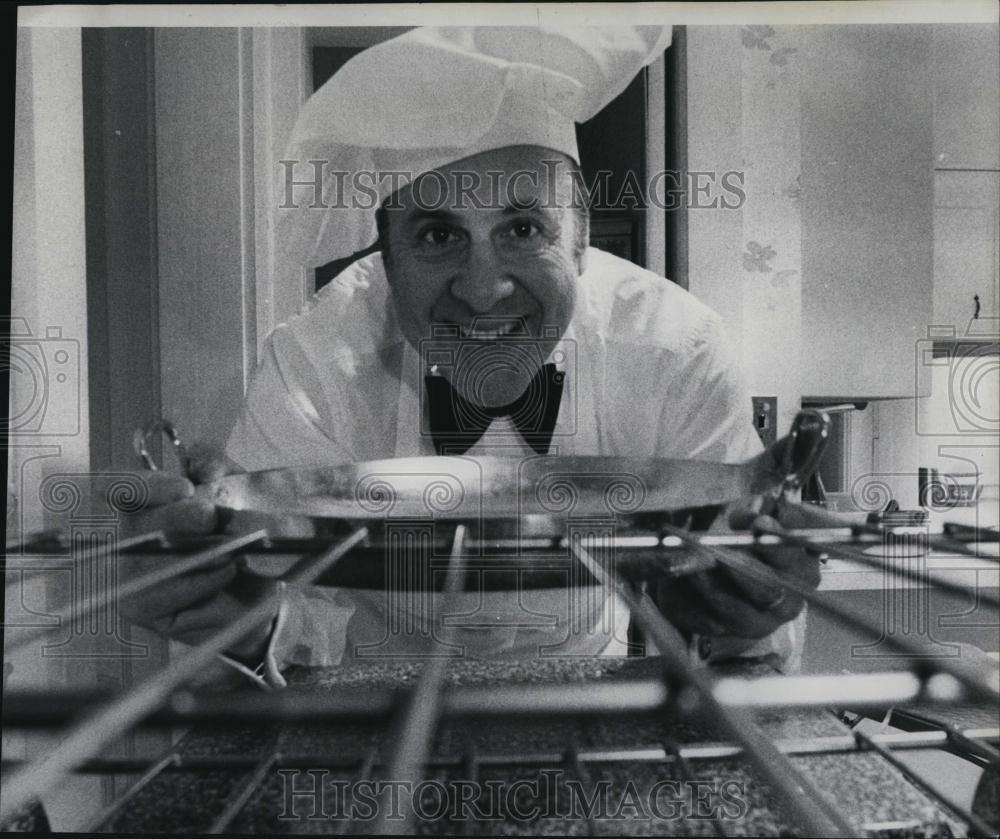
740, 25, 776, 51
740, 25, 798, 68
739, 26, 804, 414
687, 26, 807, 433
782, 174, 802, 201
743, 241, 777, 273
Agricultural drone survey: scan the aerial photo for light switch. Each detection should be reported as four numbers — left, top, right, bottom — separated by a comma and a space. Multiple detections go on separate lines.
752, 397, 778, 448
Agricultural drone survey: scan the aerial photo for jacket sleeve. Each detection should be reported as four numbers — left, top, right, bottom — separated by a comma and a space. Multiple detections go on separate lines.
226, 324, 353, 472
218, 325, 357, 688
653, 314, 803, 671
656, 313, 764, 465
688, 613, 805, 673
215, 587, 357, 689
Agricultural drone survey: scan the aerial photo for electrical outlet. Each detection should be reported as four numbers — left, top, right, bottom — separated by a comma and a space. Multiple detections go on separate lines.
752, 397, 778, 448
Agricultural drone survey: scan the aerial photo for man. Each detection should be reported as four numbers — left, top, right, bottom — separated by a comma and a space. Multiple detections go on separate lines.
120, 26, 818, 688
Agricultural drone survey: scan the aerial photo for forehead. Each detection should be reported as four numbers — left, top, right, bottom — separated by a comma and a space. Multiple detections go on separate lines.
389, 145, 577, 215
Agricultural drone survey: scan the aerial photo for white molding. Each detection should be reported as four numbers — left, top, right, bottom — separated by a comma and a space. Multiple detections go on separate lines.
238, 28, 258, 385
644, 55, 666, 279
154, 29, 261, 448
11, 26, 90, 493
251, 27, 310, 360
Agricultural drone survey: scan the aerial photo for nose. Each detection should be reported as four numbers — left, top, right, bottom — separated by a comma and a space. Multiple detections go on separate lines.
449, 243, 515, 312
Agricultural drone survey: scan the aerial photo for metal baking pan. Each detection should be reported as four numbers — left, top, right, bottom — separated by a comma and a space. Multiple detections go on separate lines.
197, 412, 830, 521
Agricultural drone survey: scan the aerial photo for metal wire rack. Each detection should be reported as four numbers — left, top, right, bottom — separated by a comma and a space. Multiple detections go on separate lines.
2, 506, 998, 836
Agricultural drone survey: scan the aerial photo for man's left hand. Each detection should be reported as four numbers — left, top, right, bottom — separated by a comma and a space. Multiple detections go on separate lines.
653, 514, 820, 640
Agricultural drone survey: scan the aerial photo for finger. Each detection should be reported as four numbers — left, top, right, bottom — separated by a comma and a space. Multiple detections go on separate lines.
120, 564, 237, 624
688, 587, 781, 638
125, 571, 275, 646
165, 584, 276, 641
767, 505, 832, 530
746, 544, 822, 588
714, 541, 819, 607
118, 545, 236, 584
227, 510, 315, 538
122, 497, 216, 538
718, 560, 787, 610
688, 572, 802, 638
149, 497, 218, 536
163, 591, 241, 637
726, 497, 769, 531
185, 444, 242, 484
120, 562, 238, 621
653, 578, 730, 637
748, 542, 812, 573
142, 471, 195, 508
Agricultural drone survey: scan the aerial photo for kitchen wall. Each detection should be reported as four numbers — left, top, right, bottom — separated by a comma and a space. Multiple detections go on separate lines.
153, 28, 310, 452
686, 25, 805, 439
9, 29, 175, 829
845, 368, 1000, 522
686, 25, 997, 520
9, 28, 90, 537
687, 24, 936, 412
8, 25, 103, 830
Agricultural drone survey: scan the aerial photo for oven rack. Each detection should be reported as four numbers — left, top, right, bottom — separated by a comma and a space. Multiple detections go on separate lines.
2, 513, 999, 836
1, 670, 996, 727
3, 725, 998, 773
2, 718, 998, 833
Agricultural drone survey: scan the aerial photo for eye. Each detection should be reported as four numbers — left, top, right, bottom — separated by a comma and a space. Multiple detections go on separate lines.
420, 226, 462, 246
507, 220, 540, 239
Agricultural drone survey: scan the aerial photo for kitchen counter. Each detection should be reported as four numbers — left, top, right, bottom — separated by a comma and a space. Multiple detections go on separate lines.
818, 549, 1000, 593
806, 542, 999, 675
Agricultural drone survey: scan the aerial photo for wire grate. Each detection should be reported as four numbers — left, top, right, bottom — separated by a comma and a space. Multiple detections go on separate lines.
2, 518, 998, 835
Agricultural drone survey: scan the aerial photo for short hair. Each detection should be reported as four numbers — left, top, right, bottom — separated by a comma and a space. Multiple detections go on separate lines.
376, 159, 590, 262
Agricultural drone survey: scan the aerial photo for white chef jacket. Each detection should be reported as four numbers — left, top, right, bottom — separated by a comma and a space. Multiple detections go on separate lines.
223, 247, 801, 687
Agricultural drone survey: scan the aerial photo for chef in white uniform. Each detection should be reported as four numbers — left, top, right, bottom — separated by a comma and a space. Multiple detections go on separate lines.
120, 26, 816, 689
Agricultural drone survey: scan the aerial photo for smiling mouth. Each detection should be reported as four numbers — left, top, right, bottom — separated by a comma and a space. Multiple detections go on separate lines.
461, 323, 518, 340
457, 318, 529, 340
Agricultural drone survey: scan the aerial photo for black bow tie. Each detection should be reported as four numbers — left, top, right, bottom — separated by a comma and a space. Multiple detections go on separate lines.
425, 364, 564, 455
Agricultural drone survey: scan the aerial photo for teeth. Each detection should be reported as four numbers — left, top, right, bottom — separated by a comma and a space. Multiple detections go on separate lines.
462, 322, 518, 339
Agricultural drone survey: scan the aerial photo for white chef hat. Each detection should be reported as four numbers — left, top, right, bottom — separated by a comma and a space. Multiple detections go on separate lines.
277, 25, 672, 268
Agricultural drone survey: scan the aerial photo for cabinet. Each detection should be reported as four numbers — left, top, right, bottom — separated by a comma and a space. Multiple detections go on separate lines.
933, 24, 999, 171
800, 26, 935, 399
924, 29, 998, 528
933, 171, 1000, 330
800, 24, 1000, 398
931, 24, 999, 333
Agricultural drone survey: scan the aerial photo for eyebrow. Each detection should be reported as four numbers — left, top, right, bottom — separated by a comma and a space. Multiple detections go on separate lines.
404, 208, 462, 225
400, 199, 548, 226
501, 198, 540, 213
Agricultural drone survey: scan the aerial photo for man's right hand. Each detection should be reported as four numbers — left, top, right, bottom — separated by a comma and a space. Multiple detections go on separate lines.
120, 469, 218, 538
115, 448, 279, 665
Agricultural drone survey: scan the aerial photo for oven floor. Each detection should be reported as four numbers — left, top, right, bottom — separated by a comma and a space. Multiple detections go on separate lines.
95, 657, 991, 836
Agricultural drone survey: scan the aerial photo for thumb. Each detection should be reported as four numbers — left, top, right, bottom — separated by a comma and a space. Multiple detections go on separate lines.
183, 443, 243, 485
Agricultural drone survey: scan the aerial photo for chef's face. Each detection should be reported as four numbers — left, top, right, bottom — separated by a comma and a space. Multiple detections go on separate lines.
380, 146, 587, 407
